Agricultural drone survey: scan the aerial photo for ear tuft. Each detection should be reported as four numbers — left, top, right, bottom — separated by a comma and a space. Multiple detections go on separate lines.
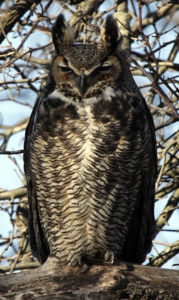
101, 15, 121, 51
52, 14, 74, 53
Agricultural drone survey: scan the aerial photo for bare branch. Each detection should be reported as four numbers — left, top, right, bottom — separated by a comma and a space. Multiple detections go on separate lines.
0, 0, 40, 44
157, 189, 179, 230
149, 241, 179, 267
0, 187, 26, 200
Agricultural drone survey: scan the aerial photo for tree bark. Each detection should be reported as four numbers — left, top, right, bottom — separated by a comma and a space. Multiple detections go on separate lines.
0, 260, 178, 299
0, 0, 39, 44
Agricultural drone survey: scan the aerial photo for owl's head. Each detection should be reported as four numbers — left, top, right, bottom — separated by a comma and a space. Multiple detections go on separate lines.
50, 14, 122, 101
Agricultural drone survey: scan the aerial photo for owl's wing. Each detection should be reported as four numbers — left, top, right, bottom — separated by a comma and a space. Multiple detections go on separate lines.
27, 177, 49, 263
24, 79, 54, 263
120, 96, 157, 264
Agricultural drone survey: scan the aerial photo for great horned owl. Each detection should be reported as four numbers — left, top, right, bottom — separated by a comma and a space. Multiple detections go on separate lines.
24, 14, 157, 266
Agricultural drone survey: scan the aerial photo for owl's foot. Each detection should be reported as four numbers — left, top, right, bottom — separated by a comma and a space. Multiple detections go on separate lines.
104, 250, 115, 264
70, 255, 82, 267
40, 256, 61, 270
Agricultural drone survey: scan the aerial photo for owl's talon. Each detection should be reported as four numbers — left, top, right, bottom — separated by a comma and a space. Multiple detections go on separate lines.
70, 255, 82, 267
104, 250, 115, 264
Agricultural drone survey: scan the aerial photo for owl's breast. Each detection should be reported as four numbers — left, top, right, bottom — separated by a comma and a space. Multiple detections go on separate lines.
29, 96, 144, 263
33, 96, 140, 209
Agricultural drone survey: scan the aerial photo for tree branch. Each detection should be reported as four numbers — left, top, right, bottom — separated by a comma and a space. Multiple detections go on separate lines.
157, 189, 179, 230
0, 0, 40, 44
0, 187, 26, 200
149, 241, 179, 267
0, 261, 179, 299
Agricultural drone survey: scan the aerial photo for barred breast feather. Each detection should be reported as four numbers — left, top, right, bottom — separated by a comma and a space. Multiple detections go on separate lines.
24, 85, 156, 266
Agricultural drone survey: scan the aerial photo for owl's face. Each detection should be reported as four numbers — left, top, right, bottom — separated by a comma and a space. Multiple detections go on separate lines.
50, 15, 122, 102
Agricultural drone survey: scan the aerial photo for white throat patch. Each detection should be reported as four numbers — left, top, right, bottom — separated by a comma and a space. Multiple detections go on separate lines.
48, 86, 115, 107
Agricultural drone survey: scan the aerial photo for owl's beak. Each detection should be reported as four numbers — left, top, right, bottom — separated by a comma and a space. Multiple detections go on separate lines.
78, 73, 86, 96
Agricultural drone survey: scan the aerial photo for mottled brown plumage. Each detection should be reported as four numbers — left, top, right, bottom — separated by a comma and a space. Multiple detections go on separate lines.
24, 15, 157, 266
